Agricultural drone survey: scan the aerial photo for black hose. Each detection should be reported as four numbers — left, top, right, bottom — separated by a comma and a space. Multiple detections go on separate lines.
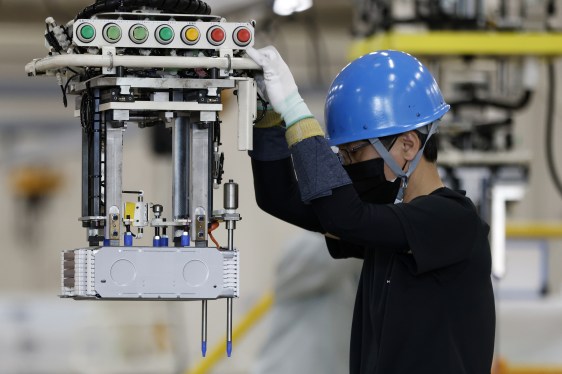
545, 60, 562, 198
76, 0, 211, 19
450, 90, 532, 111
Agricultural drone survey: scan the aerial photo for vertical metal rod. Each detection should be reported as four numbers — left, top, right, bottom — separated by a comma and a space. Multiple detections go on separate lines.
228, 229, 234, 252
226, 297, 233, 357
224, 180, 238, 358
105, 126, 124, 246
226, 227, 234, 357
172, 116, 190, 242
202, 300, 208, 357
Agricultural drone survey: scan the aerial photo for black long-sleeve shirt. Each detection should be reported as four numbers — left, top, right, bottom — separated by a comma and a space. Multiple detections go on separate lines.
252, 154, 496, 374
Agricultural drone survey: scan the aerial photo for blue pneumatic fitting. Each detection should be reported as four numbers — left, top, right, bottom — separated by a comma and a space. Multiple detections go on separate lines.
202, 341, 207, 357
161, 236, 169, 247
181, 232, 190, 247
153, 236, 161, 247
103, 238, 110, 246
227, 341, 232, 357
124, 232, 133, 247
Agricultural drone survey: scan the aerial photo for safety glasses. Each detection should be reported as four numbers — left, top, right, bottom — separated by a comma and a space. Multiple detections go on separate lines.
337, 135, 398, 165
337, 141, 372, 165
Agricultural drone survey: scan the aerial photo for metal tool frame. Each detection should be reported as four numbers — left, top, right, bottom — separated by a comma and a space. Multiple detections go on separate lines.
27, 9, 260, 358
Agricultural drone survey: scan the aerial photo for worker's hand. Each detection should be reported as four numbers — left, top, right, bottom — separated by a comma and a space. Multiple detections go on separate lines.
253, 71, 284, 129
247, 46, 313, 127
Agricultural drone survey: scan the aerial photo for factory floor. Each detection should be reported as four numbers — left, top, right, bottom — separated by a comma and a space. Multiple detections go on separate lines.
495, 362, 562, 374
2, 294, 562, 373
494, 297, 562, 374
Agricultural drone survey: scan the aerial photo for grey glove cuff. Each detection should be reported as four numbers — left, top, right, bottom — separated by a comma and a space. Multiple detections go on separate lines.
290, 136, 352, 203
248, 126, 291, 161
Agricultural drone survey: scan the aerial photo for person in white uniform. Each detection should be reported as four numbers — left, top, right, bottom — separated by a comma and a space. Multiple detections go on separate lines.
252, 230, 361, 374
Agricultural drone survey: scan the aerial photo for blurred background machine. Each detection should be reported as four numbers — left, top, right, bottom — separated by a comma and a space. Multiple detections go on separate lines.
350, 0, 562, 280
350, 0, 560, 189
24, 0, 260, 359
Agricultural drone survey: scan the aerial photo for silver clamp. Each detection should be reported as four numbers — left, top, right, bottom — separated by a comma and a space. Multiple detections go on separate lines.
102, 46, 117, 74
108, 51, 114, 71
225, 54, 232, 72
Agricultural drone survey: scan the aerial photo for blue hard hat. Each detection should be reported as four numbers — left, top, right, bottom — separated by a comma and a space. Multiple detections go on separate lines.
325, 50, 450, 146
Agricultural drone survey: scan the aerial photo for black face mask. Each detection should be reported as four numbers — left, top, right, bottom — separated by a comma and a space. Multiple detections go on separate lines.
343, 158, 401, 204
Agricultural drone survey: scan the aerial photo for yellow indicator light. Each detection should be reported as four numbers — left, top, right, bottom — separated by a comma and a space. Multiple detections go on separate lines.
184, 27, 199, 42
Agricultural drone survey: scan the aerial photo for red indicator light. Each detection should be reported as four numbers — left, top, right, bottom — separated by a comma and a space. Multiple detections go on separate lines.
237, 28, 251, 43
233, 26, 252, 46
209, 27, 225, 44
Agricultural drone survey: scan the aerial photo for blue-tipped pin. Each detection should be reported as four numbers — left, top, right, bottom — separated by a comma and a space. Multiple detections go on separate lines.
202, 341, 207, 357
227, 341, 232, 357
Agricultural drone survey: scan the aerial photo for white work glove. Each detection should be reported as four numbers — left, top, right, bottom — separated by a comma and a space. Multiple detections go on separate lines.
253, 72, 270, 111
247, 46, 313, 127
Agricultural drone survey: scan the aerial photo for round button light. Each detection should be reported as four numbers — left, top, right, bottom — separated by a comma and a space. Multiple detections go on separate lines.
129, 24, 149, 44
103, 23, 122, 43
233, 27, 252, 46
207, 26, 225, 46
156, 25, 174, 44
78, 23, 96, 43
182, 26, 200, 45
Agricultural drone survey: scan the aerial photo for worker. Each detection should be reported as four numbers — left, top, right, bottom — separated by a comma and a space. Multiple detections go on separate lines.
252, 230, 361, 374
246, 46, 496, 374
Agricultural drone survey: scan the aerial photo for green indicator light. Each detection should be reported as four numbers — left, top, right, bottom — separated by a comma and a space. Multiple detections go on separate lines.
159, 27, 173, 41
80, 24, 95, 40
106, 25, 121, 41
132, 26, 148, 41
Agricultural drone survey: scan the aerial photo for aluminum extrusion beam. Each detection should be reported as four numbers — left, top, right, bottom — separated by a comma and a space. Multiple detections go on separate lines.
105, 127, 124, 245
190, 121, 212, 245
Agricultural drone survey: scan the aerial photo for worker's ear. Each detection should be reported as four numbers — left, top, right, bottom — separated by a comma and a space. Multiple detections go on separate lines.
400, 131, 420, 161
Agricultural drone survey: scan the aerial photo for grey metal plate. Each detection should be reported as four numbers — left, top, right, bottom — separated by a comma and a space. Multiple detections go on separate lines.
93, 246, 237, 299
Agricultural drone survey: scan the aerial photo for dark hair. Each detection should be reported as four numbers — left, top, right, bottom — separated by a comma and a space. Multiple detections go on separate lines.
415, 131, 438, 163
